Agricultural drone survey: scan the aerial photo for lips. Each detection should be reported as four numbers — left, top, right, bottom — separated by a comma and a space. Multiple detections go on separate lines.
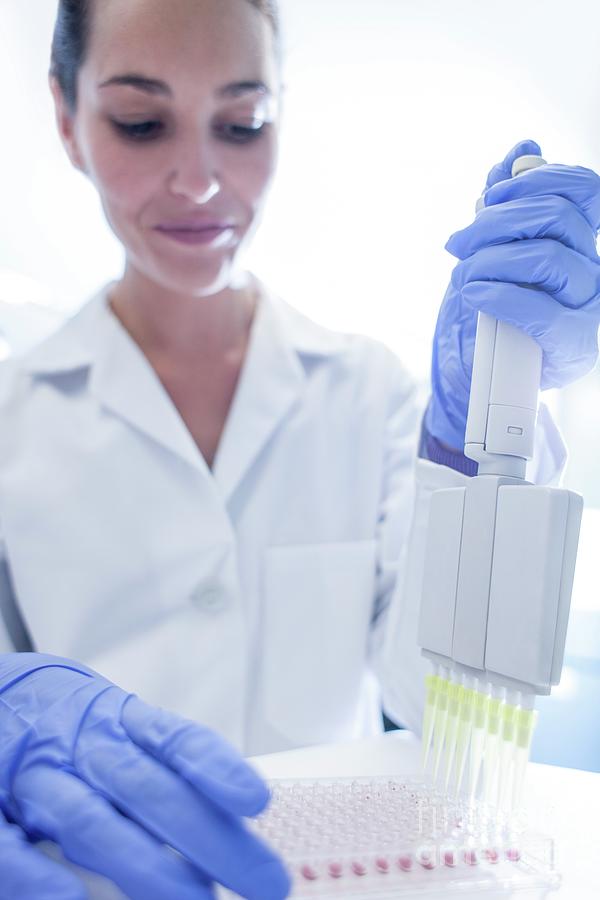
153, 218, 236, 246
155, 219, 235, 232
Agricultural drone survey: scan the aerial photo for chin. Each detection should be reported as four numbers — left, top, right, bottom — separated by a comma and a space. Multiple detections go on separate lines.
144, 254, 240, 298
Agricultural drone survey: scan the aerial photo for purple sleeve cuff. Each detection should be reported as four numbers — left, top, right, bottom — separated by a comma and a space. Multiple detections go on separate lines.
418, 420, 478, 477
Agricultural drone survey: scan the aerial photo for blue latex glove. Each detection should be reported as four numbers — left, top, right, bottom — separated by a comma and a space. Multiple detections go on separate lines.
426, 139, 600, 450
0, 807, 87, 900
0, 653, 290, 900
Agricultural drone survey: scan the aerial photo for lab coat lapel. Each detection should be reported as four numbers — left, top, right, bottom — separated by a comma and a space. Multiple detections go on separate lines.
24, 287, 207, 476
89, 305, 208, 475
213, 293, 306, 502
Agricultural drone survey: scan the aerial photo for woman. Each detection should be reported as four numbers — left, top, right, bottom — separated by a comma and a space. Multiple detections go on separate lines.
1, 1, 599, 898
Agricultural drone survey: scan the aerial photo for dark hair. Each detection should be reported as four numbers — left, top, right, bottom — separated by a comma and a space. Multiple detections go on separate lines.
50, 0, 281, 114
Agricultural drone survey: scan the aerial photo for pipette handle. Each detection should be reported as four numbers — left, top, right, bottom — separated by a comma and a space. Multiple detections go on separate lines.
464, 155, 546, 478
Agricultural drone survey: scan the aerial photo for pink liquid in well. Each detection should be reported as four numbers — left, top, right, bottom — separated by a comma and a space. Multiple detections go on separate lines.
300, 865, 318, 881
398, 854, 413, 872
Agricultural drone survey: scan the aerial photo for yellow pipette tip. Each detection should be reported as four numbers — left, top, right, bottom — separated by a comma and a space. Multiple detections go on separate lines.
501, 702, 517, 741
432, 678, 450, 779
515, 707, 537, 749
468, 692, 490, 798
454, 687, 475, 794
442, 684, 463, 791
421, 674, 441, 770
487, 696, 503, 735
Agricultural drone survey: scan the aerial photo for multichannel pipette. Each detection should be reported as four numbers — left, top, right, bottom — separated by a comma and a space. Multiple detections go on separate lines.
418, 154, 583, 811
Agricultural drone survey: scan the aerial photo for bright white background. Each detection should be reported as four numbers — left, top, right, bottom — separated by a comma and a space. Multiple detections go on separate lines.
1, 0, 599, 766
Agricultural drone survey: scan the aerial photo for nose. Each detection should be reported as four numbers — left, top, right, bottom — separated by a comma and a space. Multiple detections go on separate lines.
167, 133, 221, 204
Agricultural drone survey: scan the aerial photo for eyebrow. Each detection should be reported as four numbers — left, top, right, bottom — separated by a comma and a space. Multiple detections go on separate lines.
98, 74, 271, 98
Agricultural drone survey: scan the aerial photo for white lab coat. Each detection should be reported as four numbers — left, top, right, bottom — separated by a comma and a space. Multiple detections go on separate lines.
0, 283, 566, 755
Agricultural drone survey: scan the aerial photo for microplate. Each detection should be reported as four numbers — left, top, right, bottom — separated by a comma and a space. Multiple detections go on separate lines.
245, 777, 560, 898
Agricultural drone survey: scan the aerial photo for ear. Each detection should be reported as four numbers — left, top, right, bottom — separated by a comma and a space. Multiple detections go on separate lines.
48, 74, 87, 174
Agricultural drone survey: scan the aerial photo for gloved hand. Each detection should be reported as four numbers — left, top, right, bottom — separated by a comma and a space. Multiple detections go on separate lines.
426, 139, 600, 450
0, 653, 290, 900
0, 807, 88, 900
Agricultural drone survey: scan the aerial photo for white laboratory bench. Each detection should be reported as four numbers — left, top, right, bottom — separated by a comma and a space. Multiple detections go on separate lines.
42, 731, 599, 899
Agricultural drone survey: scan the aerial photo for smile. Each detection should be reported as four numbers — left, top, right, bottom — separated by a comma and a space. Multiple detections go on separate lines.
154, 225, 235, 246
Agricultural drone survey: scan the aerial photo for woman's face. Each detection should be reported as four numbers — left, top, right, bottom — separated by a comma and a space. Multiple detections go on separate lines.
52, 0, 280, 297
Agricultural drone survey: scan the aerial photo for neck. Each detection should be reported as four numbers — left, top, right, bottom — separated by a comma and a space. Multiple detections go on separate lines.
108, 265, 258, 362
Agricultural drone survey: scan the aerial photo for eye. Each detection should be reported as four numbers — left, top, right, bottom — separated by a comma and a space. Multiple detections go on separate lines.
111, 120, 165, 142
216, 122, 268, 144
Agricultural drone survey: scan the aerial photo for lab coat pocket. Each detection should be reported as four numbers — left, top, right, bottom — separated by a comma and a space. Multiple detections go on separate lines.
263, 539, 377, 746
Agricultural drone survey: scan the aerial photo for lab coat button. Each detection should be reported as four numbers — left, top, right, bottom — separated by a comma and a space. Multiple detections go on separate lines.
191, 585, 227, 613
